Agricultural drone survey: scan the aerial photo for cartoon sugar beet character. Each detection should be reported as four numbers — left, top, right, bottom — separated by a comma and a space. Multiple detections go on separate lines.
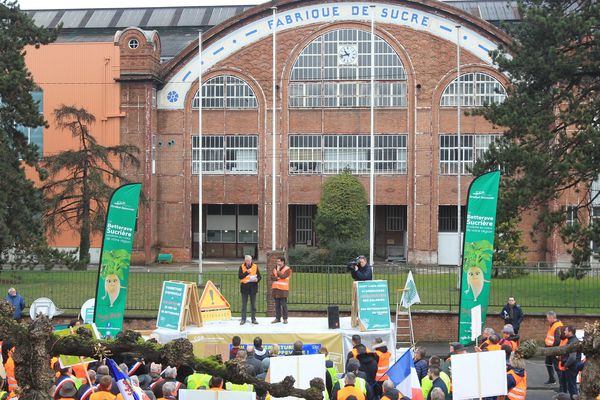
100, 249, 130, 307
463, 240, 493, 301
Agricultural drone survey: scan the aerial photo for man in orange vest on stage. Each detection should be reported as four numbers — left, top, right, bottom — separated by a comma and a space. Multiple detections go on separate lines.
271, 256, 292, 324
544, 311, 564, 385
239, 255, 261, 325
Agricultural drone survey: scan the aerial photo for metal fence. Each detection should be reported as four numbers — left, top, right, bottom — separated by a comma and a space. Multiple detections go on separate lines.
1, 265, 598, 317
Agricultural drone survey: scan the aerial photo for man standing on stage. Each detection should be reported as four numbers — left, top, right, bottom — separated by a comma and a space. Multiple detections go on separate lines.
271, 256, 292, 324
239, 255, 261, 325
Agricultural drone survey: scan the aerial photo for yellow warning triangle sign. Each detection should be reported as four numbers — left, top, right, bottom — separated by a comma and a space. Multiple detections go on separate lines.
199, 280, 231, 310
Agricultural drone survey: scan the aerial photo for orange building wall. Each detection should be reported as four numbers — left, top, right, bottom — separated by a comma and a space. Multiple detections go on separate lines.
24, 42, 121, 249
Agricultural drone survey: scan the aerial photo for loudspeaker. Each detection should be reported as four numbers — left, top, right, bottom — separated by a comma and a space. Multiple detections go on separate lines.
327, 305, 340, 329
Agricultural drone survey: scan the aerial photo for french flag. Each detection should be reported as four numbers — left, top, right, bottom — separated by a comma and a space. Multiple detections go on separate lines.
107, 358, 141, 400
384, 348, 424, 400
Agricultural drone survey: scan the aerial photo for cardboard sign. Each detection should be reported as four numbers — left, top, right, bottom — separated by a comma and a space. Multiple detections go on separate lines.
471, 305, 482, 341
451, 351, 507, 399
352, 280, 391, 331
269, 354, 326, 400
157, 281, 202, 331
179, 390, 253, 400
55, 324, 101, 368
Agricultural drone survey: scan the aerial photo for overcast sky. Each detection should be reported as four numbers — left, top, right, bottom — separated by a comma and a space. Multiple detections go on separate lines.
18, 0, 268, 9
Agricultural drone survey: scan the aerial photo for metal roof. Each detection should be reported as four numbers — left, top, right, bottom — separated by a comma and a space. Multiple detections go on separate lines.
24, 3, 519, 59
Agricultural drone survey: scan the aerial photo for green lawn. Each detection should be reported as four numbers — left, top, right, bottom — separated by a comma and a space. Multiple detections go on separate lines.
0, 268, 598, 317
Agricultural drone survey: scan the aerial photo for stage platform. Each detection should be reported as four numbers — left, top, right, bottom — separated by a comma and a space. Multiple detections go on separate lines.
151, 316, 395, 370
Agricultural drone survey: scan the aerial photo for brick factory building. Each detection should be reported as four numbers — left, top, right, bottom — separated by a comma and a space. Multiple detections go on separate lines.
23, 0, 578, 265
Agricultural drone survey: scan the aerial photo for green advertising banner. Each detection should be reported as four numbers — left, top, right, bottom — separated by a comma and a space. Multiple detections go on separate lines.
458, 170, 501, 344
157, 281, 188, 330
356, 280, 391, 330
94, 183, 142, 338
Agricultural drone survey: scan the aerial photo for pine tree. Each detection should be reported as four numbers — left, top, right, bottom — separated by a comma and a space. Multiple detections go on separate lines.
0, 1, 57, 263
474, 0, 600, 269
42, 106, 139, 266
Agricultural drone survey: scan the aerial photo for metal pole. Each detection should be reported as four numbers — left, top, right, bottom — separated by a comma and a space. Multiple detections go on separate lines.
198, 31, 203, 285
271, 6, 277, 251
369, 5, 376, 270
456, 26, 462, 269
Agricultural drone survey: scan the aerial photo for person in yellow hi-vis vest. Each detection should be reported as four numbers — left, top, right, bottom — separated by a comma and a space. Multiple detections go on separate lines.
271, 256, 292, 324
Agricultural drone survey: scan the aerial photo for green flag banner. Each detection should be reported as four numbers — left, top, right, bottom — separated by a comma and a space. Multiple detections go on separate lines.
94, 183, 142, 338
458, 170, 500, 344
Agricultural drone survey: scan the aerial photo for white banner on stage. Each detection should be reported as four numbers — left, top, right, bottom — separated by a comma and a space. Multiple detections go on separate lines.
269, 354, 326, 400
179, 389, 253, 400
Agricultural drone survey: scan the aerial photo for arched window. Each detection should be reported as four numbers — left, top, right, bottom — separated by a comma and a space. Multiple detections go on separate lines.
192, 75, 258, 109
289, 29, 407, 108
440, 72, 507, 107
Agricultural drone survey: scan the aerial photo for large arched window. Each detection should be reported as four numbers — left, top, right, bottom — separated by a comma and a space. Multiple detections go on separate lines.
192, 75, 258, 109
289, 29, 407, 108
440, 72, 507, 107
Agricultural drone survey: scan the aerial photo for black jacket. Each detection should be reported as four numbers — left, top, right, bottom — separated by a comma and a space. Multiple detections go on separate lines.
351, 264, 373, 281
238, 263, 262, 294
357, 351, 379, 385
559, 335, 581, 371
427, 377, 449, 400
500, 304, 524, 330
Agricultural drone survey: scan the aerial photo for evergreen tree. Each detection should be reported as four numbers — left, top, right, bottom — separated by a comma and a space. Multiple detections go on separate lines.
42, 106, 139, 266
474, 0, 600, 268
0, 1, 57, 263
315, 170, 368, 248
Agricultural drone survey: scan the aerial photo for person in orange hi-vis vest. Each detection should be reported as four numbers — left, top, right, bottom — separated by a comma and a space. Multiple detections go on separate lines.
271, 256, 292, 324
336, 373, 365, 400
544, 311, 564, 385
506, 353, 527, 400
238, 255, 261, 325
373, 337, 391, 384
208, 377, 224, 391
4, 347, 16, 395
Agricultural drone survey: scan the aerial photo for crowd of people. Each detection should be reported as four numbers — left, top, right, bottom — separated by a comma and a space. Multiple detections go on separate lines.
0, 277, 589, 400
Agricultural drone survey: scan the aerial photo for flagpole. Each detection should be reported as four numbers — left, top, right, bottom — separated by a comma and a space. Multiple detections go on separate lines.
271, 6, 277, 251
456, 25, 462, 289
198, 31, 203, 285
369, 4, 376, 271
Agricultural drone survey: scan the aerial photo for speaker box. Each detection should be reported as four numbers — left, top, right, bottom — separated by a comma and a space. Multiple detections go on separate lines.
327, 305, 340, 329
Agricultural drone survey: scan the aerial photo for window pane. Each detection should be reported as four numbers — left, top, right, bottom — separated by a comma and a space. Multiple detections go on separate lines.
289, 28, 406, 109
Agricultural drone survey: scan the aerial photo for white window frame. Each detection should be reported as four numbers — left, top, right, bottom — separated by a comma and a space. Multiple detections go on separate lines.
289, 28, 407, 108
192, 135, 258, 175
439, 134, 500, 175
192, 75, 258, 109
441, 72, 507, 107
289, 134, 407, 175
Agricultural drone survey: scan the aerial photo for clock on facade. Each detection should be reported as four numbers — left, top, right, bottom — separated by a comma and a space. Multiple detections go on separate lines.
338, 44, 358, 65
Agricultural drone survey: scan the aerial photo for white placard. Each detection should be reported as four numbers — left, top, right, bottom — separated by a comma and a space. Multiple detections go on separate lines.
269, 354, 326, 400
451, 351, 507, 399
178, 389, 253, 400
471, 305, 482, 341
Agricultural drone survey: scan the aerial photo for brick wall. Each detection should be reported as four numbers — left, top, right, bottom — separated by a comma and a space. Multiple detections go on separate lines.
51, 312, 598, 343
114, 5, 573, 265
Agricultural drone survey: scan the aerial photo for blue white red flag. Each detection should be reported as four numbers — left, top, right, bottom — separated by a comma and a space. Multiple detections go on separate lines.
385, 348, 424, 400
107, 358, 141, 400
